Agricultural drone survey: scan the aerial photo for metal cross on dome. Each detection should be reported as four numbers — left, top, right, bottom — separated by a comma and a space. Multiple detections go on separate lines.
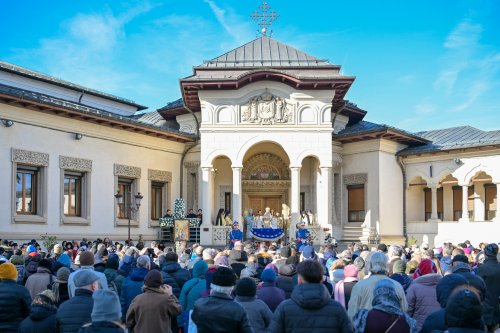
251, 1, 279, 36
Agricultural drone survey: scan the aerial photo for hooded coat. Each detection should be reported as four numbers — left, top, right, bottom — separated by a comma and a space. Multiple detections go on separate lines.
236, 296, 272, 333
178, 260, 208, 326
275, 264, 297, 299
119, 267, 149, 321
270, 283, 353, 333
256, 282, 286, 312
19, 304, 57, 333
405, 273, 442, 330
160, 261, 191, 298
0, 280, 32, 332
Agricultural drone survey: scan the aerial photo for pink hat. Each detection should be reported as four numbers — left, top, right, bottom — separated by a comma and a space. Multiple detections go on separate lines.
344, 264, 359, 278
463, 247, 472, 255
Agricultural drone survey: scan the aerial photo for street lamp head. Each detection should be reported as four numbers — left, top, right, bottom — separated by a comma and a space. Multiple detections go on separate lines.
114, 190, 124, 204
134, 192, 143, 208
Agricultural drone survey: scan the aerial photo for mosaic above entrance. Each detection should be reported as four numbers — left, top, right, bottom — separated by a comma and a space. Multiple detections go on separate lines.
241, 92, 293, 125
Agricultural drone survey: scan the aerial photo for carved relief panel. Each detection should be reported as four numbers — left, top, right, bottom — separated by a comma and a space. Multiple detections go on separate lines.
240, 92, 294, 125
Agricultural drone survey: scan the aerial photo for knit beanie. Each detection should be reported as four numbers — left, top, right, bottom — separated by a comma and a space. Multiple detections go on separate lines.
106, 257, 119, 270
392, 259, 406, 274
445, 289, 483, 329
54, 244, 63, 255
91, 289, 121, 322
212, 266, 236, 287
344, 264, 359, 278
236, 277, 256, 297
79, 251, 94, 266
56, 267, 71, 282
57, 253, 71, 268
261, 268, 276, 282
144, 269, 163, 288
9, 255, 25, 265
484, 243, 498, 258
27, 245, 37, 254
0, 262, 18, 280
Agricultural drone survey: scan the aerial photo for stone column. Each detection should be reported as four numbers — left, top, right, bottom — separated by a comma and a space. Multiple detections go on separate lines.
318, 166, 332, 228
290, 166, 301, 239
200, 166, 214, 245
431, 186, 438, 221
232, 166, 242, 224
460, 185, 469, 222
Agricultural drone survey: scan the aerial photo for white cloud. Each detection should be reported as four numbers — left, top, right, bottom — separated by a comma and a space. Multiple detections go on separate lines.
415, 99, 436, 115
202, 0, 252, 45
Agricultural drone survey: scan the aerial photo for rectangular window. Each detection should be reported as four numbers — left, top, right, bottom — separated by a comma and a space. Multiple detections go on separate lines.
224, 192, 231, 212
151, 182, 164, 220
348, 185, 365, 222
468, 186, 475, 220
118, 178, 133, 219
63, 172, 82, 216
485, 184, 497, 220
452, 186, 462, 221
16, 165, 39, 215
424, 188, 443, 221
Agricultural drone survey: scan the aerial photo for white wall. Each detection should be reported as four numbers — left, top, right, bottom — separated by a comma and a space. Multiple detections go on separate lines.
0, 103, 185, 241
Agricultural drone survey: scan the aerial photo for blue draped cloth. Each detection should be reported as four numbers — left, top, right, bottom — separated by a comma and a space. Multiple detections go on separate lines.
250, 228, 284, 242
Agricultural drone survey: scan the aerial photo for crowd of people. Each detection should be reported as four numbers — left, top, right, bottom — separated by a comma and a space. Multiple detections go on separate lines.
0, 237, 499, 333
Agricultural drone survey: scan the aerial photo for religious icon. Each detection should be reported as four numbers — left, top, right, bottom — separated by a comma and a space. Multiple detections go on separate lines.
174, 219, 190, 241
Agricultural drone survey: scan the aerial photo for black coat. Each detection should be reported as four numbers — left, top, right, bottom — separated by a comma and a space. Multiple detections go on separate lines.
19, 304, 57, 333
56, 288, 94, 333
228, 250, 248, 277
78, 321, 125, 333
477, 258, 500, 326
192, 292, 254, 333
275, 264, 296, 299
0, 279, 32, 332
160, 261, 191, 298
270, 283, 353, 333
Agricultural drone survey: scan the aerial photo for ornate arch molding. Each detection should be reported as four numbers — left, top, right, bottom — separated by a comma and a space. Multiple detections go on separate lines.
243, 153, 290, 180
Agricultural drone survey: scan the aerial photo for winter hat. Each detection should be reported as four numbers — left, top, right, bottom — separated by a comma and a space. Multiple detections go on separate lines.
54, 244, 63, 255
301, 246, 316, 260
265, 263, 278, 275
392, 259, 406, 274
236, 277, 257, 297
261, 268, 276, 283
413, 259, 437, 279
106, 257, 119, 270
38, 259, 53, 271
445, 289, 483, 329
27, 245, 37, 254
108, 252, 119, 262
280, 246, 291, 258
56, 267, 71, 282
484, 243, 498, 258
344, 264, 359, 278
332, 269, 345, 283
79, 251, 94, 266
0, 262, 18, 280
9, 255, 25, 265
57, 253, 71, 268
354, 256, 365, 271
91, 289, 121, 322
436, 274, 469, 308
212, 266, 236, 287
214, 255, 229, 267
144, 269, 162, 288
74, 270, 99, 288
462, 247, 472, 255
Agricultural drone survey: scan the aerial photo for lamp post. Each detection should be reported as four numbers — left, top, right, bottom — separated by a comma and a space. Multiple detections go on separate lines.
115, 190, 143, 243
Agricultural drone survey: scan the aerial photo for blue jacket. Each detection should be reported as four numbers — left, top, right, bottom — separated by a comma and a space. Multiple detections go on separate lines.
56, 288, 94, 333
0, 280, 31, 333
178, 261, 208, 325
120, 267, 148, 321
19, 304, 57, 333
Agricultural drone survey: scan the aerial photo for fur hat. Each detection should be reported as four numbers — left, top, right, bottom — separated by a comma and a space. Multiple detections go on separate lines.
236, 277, 256, 297
35, 290, 57, 305
0, 262, 18, 280
144, 269, 163, 288
212, 266, 236, 287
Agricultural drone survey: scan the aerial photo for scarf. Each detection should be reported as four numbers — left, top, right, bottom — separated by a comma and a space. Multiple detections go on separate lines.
334, 277, 357, 308
413, 259, 436, 279
353, 279, 418, 333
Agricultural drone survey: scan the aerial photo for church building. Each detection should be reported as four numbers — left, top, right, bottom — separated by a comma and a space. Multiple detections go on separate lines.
1, 35, 499, 247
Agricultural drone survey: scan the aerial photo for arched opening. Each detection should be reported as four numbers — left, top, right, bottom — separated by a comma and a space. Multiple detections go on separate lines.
212, 155, 233, 222
469, 171, 497, 221
242, 141, 290, 216
300, 156, 321, 221
439, 174, 460, 221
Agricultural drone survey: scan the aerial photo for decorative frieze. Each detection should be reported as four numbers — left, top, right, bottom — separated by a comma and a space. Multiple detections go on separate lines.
59, 156, 92, 172
148, 169, 172, 182
184, 161, 200, 173
241, 92, 294, 125
343, 173, 367, 185
114, 164, 141, 178
12, 148, 49, 166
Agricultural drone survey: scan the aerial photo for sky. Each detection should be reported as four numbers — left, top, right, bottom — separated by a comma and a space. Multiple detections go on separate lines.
1, 0, 499, 132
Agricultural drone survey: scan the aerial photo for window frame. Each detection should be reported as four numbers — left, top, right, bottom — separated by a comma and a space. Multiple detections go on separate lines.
12, 161, 48, 224
347, 184, 365, 222
150, 181, 165, 221
16, 165, 39, 215
484, 183, 497, 221
63, 171, 83, 217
